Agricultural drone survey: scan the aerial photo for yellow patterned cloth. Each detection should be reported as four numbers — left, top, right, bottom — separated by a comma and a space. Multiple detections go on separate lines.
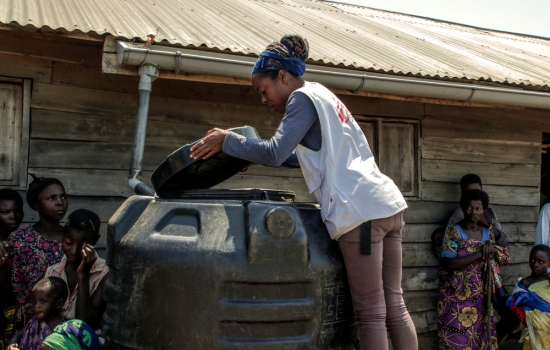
520, 281, 550, 350
0, 303, 16, 349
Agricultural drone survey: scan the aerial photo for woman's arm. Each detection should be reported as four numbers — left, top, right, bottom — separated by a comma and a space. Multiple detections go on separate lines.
75, 244, 100, 328
441, 252, 482, 271
191, 92, 320, 166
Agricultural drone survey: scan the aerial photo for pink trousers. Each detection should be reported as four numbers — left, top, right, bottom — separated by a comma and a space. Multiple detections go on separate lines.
337, 211, 418, 350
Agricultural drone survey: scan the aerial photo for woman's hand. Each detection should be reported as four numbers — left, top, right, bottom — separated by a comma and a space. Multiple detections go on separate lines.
77, 243, 98, 279
0, 241, 10, 267
481, 242, 495, 260
189, 128, 229, 160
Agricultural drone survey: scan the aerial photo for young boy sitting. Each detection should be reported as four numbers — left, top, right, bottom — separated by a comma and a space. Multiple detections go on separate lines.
0, 189, 24, 349
8, 276, 68, 350
44, 209, 108, 330
507, 244, 550, 350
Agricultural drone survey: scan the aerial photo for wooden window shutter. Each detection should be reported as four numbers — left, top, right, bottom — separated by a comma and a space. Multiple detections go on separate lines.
358, 122, 376, 156
0, 82, 25, 186
379, 123, 415, 195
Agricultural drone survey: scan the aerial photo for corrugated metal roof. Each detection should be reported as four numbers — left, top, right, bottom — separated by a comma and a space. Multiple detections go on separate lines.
1, 0, 550, 89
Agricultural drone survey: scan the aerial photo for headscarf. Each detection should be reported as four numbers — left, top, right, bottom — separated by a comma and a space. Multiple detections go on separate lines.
42, 320, 101, 350
251, 34, 309, 77
26, 173, 64, 209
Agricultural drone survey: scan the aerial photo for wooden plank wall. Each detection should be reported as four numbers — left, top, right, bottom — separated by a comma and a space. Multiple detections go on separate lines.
2, 30, 550, 348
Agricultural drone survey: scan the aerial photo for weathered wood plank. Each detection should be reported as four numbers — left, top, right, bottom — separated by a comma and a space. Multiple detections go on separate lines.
18, 193, 125, 223
31, 83, 283, 130
421, 181, 540, 206
491, 205, 539, 223
416, 331, 438, 350
506, 244, 533, 265
403, 290, 437, 312
26, 168, 149, 197
29, 139, 304, 177
402, 223, 444, 243
500, 263, 530, 285
0, 84, 20, 182
423, 104, 549, 142
338, 94, 424, 118
0, 53, 52, 83
27, 168, 314, 201
502, 223, 537, 243
402, 222, 537, 244
0, 30, 103, 66
402, 267, 439, 291
404, 201, 458, 224
421, 137, 540, 165
409, 311, 430, 333
422, 115, 541, 143
54, 60, 263, 104
402, 243, 439, 267
402, 201, 537, 224
403, 243, 532, 266
31, 108, 281, 144
380, 123, 415, 194
422, 159, 540, 186
19, 80, 31, 188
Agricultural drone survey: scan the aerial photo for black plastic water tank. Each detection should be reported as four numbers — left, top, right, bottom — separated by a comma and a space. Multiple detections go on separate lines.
103, 189, 357, 349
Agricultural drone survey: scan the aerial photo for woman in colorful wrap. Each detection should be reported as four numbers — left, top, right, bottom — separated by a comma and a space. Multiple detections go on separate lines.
506, 244, 550, 350
0, 175, 68, 329
438, 189, 509, 349
189, 34, 417, 350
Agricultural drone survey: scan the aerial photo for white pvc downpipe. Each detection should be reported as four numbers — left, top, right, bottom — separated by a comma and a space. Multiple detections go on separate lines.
116, 41, 550, 110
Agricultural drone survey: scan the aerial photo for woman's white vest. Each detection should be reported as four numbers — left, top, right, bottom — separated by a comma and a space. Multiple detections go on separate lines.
294, 82, 407, 240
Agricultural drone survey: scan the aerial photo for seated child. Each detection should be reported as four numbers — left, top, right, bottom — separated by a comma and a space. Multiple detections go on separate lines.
0, 189, 24, 349
44, 209, 108, 329
506, 244, 550, 350
8, 277, 68, 350
40, 319, 101, 350
430, 228, 445, 259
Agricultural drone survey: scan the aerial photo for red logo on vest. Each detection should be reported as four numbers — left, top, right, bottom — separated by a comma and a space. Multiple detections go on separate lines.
332, 97, 353, 124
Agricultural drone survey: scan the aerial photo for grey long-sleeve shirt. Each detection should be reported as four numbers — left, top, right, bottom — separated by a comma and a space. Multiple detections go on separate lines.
222, 92, 321, 168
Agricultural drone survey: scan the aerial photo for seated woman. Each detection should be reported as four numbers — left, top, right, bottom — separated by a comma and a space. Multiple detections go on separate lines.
437, 189, 509, 350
